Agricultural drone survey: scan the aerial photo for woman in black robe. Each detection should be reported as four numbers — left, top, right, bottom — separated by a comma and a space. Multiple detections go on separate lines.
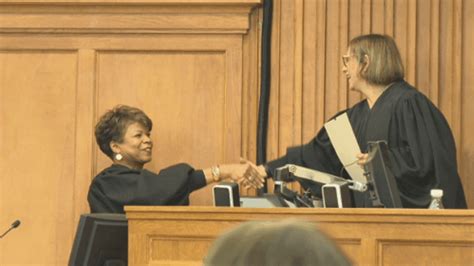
246, 34, 467, 209
88, 105, 260, 213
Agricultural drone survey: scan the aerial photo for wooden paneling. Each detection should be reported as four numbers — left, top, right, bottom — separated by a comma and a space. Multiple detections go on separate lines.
379, 241, 473, 265
0, 1, 261, 264
462, 0, 474, 215
150, 236, 213, 260
126, 206, 474, 265
0, 51, 78, 264
93, 37, 242, 172
269, 0, 474, 207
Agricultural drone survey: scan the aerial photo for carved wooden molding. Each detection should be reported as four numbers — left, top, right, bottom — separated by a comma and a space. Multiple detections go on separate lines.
0, 0, 262, 34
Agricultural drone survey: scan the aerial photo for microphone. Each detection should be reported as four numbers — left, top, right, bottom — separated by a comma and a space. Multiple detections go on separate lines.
0, 220, 21, 239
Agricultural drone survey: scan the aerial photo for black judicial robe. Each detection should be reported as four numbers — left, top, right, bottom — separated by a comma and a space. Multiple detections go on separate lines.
266, 80, 467, 209
88, 163, 207, 213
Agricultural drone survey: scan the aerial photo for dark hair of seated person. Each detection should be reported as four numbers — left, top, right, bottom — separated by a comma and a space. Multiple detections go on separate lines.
95, 105, 153, 160
204, 219, 352, 266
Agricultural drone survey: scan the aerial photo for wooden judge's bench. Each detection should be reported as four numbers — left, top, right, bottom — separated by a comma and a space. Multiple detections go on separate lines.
125, 206, 474, 265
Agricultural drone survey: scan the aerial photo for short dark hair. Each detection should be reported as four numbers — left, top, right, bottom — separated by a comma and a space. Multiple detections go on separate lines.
95, 105, 153, 159
204, 220, 352, 266
349, 34, 404, 85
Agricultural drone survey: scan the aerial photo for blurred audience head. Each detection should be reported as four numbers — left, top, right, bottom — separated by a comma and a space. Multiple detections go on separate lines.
204, 219, 352, 266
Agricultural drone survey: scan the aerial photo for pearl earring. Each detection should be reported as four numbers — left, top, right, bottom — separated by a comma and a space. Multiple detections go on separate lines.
115, 153, 123, 161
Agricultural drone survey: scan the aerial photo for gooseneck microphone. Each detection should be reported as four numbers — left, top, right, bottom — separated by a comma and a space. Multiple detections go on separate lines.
0, 220, 21, 239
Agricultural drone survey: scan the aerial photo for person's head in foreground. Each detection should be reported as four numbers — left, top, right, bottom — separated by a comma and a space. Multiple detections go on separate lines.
204, 219, 352, 266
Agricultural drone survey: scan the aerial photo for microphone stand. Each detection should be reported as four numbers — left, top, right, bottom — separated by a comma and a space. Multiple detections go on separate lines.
0, 220, 21, 239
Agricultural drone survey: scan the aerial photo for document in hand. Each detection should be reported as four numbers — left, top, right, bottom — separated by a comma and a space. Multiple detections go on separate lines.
324, 113, 367, 184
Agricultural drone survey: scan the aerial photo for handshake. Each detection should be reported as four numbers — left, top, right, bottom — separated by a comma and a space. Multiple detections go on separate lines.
214, 159, 267, 189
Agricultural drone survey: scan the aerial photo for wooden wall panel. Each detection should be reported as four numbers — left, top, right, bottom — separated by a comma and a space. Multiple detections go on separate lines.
461, 0, 474, 213
379, 241, 473, 265
0, 51, 78, 264
95, 51, 228, 170
0, 1, 261, 264
92, 38, 241, 169
269, 0, 474, 208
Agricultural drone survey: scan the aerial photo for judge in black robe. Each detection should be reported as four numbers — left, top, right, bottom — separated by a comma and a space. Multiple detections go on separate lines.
249, 34, 467, 209
88, 105, 259, 214
88, 163, 207, 213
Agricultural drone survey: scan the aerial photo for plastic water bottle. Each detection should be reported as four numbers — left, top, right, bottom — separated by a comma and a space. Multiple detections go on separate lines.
428, 189, 444, 209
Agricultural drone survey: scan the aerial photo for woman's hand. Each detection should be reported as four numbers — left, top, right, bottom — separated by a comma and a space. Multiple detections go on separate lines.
356, 153, 369, 166
240, 159, 267, 189
217, 159, 264, 189
218, 162, 249, 181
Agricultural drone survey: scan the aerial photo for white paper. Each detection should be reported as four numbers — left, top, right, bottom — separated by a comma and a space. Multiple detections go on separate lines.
324, 113, 367, 184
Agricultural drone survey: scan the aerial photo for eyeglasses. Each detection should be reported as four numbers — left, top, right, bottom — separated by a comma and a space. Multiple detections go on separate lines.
342, 55, 352, 67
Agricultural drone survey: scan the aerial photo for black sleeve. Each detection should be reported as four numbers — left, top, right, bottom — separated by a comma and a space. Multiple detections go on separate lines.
265, 128, 343, 178
386, 93, 467, 208
88, 163, 208, 213
265, 156, 288, 176
155, 163, 207, 196
188, 169, 207, 191
264, 127, 344, 198
265, 108, 353, 178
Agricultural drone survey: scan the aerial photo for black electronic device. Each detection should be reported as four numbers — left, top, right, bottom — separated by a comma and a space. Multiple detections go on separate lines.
213, 182, 240, 207
364, 140, 403, 208
69, 213, 127, 266
322, 181, 353, 208
274, 165, 360, 208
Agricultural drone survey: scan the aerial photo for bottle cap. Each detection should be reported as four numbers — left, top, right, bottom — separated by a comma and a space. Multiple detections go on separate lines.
430, 189, 443, 197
